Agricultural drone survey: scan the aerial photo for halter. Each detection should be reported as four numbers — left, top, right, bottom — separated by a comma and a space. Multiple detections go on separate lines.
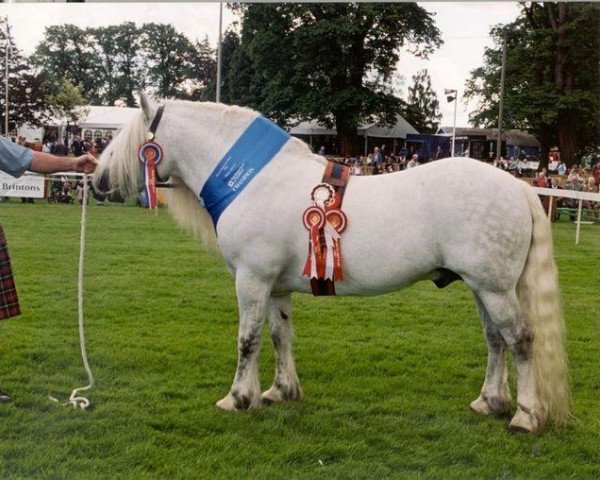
146, 105, 169, 184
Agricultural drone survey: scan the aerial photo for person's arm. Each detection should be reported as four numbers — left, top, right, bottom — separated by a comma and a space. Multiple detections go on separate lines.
29, 151, 98, 175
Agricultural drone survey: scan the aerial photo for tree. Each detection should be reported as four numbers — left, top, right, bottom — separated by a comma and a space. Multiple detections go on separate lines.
46, 77, 86, 125
465, 3, 600, 166
0, 17, 50, 133
206, 29, 240, 103
404, 69, 441, 134
228, 3, 442, 155
31, 24, 105, 104
93, 22, 145, 107
187, 37, 217, 101
140, 23, 200, 99
32, 22, 216, 105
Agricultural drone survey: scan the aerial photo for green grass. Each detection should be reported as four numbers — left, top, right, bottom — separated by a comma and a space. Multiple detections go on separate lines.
0, 199, 598, 479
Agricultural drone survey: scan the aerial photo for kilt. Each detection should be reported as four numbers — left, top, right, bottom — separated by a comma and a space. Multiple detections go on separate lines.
0, 225, 20, 320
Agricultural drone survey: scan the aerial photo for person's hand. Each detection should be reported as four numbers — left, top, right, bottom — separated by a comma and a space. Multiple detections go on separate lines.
72, 154, 98, 174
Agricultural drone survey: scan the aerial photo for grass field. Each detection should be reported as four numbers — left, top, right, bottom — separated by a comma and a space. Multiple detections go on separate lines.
0, 199, 598, 479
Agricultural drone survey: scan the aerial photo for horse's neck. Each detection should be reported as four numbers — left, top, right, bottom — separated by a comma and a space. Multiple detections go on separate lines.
165, 104, 258, 190
166, 104, 326, 193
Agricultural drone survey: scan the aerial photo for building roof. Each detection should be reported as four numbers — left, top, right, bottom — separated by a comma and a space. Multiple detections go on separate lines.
76, 106, 140, 130
437, 126, 540, 147
290, 114, 419, 139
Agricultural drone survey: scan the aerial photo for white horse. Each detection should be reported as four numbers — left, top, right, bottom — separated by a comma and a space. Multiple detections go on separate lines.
96, 94, 569, 433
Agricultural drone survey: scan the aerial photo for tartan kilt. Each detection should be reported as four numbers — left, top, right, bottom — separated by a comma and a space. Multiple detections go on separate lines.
0, 225, 20, 320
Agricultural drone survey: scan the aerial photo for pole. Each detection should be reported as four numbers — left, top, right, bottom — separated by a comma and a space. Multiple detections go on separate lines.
496, 33, 507, 162
4, 19, 10, 137
575, 198, 583, 245
451, 91, 457, 157
216, 2, 223, 103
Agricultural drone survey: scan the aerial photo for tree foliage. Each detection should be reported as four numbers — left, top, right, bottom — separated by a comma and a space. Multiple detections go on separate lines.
465, 2, 600, 165
31, 22, 216, 106
0, 17, 50, 132
93, 22, 145, 107
141, 23, 200, 99
46, 77, 86, 125
404, 69, 441, 134
225, 3, 442, 154
31, 24, 105, 104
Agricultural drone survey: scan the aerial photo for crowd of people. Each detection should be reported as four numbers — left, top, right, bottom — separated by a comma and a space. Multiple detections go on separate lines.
321, 143, 600, 221
333, 144, 430, 176
533, 160, 600, 220
5, 133, 113, 206
13, 132, 113, 158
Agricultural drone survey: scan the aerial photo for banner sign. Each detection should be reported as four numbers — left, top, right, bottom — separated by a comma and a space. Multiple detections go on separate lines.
0, 172, 45, 198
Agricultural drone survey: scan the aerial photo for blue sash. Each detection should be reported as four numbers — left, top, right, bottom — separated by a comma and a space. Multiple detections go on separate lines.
199, 116, 289, 225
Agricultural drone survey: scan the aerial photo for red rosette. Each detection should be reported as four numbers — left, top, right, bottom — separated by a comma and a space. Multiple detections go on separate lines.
138, 141, 164, 165
325, 209, 348, 233
303, 206, 325, 230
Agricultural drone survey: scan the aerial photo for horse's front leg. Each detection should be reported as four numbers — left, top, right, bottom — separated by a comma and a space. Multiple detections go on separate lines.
216, 271, 270, 411
261, 294, 303, 406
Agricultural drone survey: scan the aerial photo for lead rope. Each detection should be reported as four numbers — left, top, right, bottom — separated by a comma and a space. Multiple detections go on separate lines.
49, 174, 94, 410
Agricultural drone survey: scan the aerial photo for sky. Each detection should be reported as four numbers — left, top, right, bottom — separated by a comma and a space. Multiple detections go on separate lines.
0, 1, 522, 127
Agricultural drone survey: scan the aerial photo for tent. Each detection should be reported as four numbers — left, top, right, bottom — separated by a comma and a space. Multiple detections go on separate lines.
76, 106, 140, 130
289, 114, 419, 154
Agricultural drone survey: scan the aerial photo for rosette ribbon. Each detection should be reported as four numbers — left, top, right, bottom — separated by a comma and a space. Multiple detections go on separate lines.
302, 184, 348, 284
138, 141, 163, 209
302, 206, 326, 279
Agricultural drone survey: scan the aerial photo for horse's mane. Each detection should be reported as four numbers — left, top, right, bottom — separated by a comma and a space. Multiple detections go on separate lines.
99, 100, 325, 255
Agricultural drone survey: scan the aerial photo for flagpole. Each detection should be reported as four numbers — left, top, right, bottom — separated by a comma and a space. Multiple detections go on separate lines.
216, 2, 223, 103
496, 33, 507, 162
4, 18, 10, 137
451, 92, 457, 157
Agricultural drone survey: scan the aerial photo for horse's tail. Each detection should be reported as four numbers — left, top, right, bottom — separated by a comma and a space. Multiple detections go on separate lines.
516, 182, 570, 426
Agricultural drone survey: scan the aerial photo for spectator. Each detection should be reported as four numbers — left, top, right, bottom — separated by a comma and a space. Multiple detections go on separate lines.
584, 176, 599, 216
556, 160, 567, 176
407, 154, 419, 169
350, 162, 363, 176
584, 176, 598, 193
71, 135, 83, 157
76, 180, 85, 205
51, 139, 68, 156
567, 166, 582, 188
371, 147, 383, 168
537, 171, 549, 188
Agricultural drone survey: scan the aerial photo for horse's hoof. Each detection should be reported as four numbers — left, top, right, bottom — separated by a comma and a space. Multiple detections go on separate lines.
216, 390, 260, 411
470, 396, 492, 415
509, 406, 543, 433
215, 394, 237, 411
470, 394, 511, 416
260, 387, 281, 406
261, 383, 303, 406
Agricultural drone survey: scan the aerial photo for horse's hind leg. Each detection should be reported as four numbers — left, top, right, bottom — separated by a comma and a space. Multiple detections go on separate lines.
216, 270, 270, 412
470, 294, 512, 416
475, 289, 544, 432
261, 294, 303, 406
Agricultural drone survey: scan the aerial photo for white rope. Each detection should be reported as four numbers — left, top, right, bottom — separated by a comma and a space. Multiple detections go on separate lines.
49, 174, 94, 410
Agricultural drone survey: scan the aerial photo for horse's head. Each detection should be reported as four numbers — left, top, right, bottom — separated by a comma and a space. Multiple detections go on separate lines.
94, 92, 174, 197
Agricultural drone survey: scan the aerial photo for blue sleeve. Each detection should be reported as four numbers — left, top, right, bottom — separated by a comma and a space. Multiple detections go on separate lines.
0, 135, 34, 178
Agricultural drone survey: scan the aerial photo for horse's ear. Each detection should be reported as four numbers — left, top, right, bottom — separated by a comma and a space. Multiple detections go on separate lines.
137, 91, 156, 122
